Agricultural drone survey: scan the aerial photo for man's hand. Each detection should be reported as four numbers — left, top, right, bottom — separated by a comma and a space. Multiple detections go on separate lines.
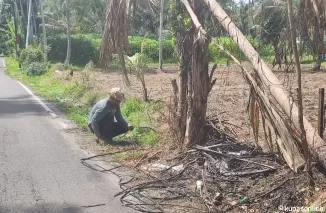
128, 125, 134, 131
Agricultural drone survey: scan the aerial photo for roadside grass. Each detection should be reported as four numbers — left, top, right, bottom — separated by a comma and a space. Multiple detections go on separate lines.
5, 57, 161, 147
5, 57, 92, 128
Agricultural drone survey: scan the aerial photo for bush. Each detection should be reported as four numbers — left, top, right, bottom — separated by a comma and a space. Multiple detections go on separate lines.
122, 98, 145, 117
19, 46, 43, 66
47, 34, 100, 65
46, 34, 273, 66
25, 62, 47, 76
129, 36, 177, 62
82, 91, 101, 107
208, 37, 274, 63
120, 98, 160, 146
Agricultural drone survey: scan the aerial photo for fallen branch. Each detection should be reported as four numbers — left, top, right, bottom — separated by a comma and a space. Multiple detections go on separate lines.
124, 203, 204, 211
223, 168, 273, 176
135, 151, 161, 167
81, 148, 135, 161
255, 177, 293, 199
234, 158, 276, 170
81, 204, 106, 208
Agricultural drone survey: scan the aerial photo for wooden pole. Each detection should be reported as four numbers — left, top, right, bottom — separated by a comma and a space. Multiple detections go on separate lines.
318, 88, 325, 137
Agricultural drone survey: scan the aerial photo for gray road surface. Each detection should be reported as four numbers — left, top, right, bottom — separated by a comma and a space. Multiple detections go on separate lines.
0, 58, 136, 213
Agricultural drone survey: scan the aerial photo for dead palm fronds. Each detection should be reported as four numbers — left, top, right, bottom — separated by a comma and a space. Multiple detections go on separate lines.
100, 0, 133, 86
216, 41, 305, 172
100, 0, 160, 86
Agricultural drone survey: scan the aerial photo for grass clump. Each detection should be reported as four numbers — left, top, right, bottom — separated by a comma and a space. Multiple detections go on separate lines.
121, 98, 161, 146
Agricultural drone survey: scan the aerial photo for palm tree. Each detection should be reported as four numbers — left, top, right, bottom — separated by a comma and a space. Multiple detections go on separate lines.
45, 0, 72, 69
252, 0, 326, 70
299, 0, 326, 70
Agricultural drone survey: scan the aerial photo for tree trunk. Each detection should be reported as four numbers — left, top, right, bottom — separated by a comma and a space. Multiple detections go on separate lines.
175, 30, 193, 143
312, 20, 324, 71
12, 0, 19, 56
40, 0, 47, 62
26, 0, 32, 47
19, 0, 24, 19
64, 1, 71, 70
287, 0, 311, 174
184, 0, 210, 147
159, 0, 164, 70
202, 0, 326, 169
184, 38, 210, 146
32, 2, 37, 38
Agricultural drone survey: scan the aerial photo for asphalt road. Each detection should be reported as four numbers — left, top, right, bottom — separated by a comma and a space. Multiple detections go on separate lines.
0, 58, 136, 213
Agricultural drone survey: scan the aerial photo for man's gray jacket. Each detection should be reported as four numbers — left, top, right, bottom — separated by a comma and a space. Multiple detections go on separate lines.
88, 98, 128, 138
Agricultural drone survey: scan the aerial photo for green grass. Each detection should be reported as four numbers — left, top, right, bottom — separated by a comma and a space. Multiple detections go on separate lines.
119, 98, 162, 146
5, 57, 160, 146
113, 150, 143, 162
5, 57, 92, 128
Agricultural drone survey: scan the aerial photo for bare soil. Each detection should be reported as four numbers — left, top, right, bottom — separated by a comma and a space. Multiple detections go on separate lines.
71, 63, 326, 212
89, 63, 326, 143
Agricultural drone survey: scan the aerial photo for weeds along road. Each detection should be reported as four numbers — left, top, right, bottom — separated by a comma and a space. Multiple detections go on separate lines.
0, 57, 136, 213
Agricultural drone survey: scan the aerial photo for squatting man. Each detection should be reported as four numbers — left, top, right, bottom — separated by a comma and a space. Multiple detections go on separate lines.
88, 88, 134, 143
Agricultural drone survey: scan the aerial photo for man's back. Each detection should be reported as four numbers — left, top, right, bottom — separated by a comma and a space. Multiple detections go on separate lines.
88, 98, 109, 123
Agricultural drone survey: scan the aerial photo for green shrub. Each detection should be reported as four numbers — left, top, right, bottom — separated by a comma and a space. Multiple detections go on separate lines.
19, 46, 43, 65
129, 36, 176, 62
82, 91, 102, 107
122, 98, 145, 117
47, 34, 100, 65
46, 34, 273, 66
120, 98, 161, 146
25, 62, 47, 76
208, 37, 273, 63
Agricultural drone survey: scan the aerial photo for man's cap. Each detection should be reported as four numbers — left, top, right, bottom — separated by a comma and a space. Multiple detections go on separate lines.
109, 87, 125, 101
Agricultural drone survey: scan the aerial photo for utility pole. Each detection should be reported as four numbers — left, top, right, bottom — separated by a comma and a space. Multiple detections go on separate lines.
40, 0, 47, 61
26, 0, 32, 47
158, 0, 164, 70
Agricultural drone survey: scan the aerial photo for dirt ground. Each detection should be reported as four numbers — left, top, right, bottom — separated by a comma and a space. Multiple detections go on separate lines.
71, 62, 326, 212
90, 63, 326, 144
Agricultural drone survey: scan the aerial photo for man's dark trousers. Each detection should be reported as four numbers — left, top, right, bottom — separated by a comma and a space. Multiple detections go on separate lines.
88, 114, 128, 142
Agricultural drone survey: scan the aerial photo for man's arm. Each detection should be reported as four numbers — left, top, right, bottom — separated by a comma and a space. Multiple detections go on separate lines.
115, 107, 128, 129
90, 109, 107, 138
